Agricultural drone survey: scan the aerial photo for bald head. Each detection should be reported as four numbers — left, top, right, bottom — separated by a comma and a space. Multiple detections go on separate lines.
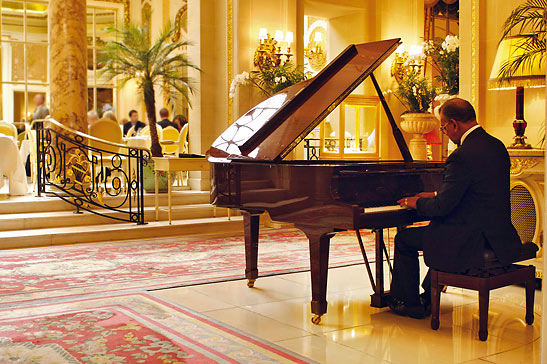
34, 94, 45, 106
439, 98, 476, 124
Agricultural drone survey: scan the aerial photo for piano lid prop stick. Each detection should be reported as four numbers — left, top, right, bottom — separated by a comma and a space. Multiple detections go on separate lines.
370, 73, 413, 163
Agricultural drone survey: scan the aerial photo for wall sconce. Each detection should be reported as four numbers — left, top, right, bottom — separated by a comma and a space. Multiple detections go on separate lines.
305, 30, 326, 72
390, 44, 425, 83
254, 28, 293, 71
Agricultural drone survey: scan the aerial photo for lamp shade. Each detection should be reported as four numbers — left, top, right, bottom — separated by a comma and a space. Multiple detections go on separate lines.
285, 31, 294, 44
314, 32, 322, 42
488, 35, 546, 90
258, 28, 268, 40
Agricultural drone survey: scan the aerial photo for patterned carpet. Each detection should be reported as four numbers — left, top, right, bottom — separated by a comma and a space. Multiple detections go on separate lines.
0, 293, 317, 363
0, 228, 393, 308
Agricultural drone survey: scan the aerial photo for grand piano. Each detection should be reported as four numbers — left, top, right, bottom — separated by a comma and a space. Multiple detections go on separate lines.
208, 38, 444, 324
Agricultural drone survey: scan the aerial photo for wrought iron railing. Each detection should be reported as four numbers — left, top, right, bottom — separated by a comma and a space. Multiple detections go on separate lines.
35, 119, 150, 224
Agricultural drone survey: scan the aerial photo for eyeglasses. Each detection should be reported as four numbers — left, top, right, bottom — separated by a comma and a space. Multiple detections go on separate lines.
439, 123, 449, 135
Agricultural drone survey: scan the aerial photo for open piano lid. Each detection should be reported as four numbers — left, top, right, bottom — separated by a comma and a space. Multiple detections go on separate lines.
209, 38, 401, 162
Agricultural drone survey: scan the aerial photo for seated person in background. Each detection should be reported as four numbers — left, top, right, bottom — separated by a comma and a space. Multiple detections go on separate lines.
87, 110, 99, 126
123, 110, 146, 136
102, 103, 114, 114
389, 98, 522, 319
157, 108, 178, 130
173, 114, 188, 131
102, 111, 117, 123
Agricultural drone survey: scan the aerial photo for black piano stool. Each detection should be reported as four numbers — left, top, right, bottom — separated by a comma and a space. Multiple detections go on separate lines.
430, 242, 538, 341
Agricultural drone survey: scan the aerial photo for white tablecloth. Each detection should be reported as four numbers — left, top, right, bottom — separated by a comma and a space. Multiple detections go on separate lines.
123, 136, 150, 150
0, 134, 28, 195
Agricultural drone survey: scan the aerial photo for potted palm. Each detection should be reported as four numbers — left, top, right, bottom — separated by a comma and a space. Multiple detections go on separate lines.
393, 70, 437, 160
101, 23, 199, 191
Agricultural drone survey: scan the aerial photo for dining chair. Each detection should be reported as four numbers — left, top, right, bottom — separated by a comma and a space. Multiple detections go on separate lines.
0, 121, 18, 139
88, 119, 126, 190
161, 126, 180, 155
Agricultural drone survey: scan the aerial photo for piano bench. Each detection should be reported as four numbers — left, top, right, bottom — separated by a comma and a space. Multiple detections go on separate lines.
430, 242, 538, 341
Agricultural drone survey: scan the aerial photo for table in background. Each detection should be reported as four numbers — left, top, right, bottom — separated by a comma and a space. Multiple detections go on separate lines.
153, 157, 229, 224
123, 136, 149, 150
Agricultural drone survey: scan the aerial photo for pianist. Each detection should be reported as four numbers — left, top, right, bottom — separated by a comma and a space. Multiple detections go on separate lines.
390, 98, 522, 319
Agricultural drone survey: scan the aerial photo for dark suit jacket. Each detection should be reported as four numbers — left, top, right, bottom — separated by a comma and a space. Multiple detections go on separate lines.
123, 121, 146, 136
158, 118, 178, 130
416, 127, 521, 272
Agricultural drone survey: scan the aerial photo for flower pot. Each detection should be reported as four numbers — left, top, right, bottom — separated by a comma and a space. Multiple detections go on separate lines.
400, 112, 438, 160
142, 159, 174, 193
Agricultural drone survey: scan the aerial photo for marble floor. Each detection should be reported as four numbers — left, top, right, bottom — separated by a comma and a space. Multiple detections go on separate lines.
154, 260, 542, 364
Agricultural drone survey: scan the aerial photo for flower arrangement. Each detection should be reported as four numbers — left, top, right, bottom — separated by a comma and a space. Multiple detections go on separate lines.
424, 35, 459, 95
393, 70, 437, 114
230, 62, 307, 98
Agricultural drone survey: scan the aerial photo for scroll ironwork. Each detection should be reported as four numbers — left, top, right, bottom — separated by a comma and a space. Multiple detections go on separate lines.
36, 119, 150, 224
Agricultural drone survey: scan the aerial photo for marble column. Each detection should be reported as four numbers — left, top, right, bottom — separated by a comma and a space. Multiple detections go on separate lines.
49, 0, 87, 132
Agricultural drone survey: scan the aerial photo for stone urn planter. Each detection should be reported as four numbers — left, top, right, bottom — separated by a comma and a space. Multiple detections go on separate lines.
400, 112, 438, 160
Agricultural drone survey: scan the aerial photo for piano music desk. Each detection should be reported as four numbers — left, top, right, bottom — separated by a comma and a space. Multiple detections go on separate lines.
153, 157, 221, 224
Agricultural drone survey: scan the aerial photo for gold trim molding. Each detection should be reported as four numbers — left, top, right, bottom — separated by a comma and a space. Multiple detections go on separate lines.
471, 0, 477, 106
104, 0, 130, 25
172, 4, 188, 42
227, 0, 233, 125
510, 157, 540, 175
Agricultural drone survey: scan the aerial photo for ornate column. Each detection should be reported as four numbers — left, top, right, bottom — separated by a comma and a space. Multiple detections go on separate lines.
49, 0, 87, 132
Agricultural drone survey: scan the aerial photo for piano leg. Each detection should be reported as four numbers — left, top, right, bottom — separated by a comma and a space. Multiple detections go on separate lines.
242, 211, 260, 288
303, 228, 334, 325
370, 228, 392, 308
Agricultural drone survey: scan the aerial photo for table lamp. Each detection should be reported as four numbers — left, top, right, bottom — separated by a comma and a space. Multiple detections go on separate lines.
488, 35, 545, 149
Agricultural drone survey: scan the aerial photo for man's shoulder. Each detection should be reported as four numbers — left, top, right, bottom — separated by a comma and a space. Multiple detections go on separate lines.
464, 128, 507, 154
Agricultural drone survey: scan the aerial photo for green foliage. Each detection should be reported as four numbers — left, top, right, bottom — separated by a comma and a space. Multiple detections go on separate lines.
394, 71, 437, 114
251, 63, 308, 96
498, 0, 546, 83
230, 62, 308, 99
424, 36, 459, 95
99, 22, 199, 157
100, 23, 197, 102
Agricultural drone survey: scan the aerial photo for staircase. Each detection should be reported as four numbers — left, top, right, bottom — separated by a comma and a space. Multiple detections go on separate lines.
0, 190, 244, 250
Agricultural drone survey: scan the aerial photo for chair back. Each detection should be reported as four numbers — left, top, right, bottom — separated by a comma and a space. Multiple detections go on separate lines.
126, 125, 137, 138
139, 124, 163, 139
176, 124, 189, 155
161, 126, 180, 154
88, 118, 123, 155
0, 121, 17, 139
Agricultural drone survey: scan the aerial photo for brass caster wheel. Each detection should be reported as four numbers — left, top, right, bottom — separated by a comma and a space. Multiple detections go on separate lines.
247, 279, 256, 288
311, 314, 322, 325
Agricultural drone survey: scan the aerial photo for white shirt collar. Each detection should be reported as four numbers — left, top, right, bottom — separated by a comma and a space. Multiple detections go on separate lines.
460, 124, 481, 145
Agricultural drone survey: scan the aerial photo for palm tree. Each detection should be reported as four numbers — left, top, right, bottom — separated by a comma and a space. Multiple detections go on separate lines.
101, 23, 198, 157
498, 0, 546, 82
